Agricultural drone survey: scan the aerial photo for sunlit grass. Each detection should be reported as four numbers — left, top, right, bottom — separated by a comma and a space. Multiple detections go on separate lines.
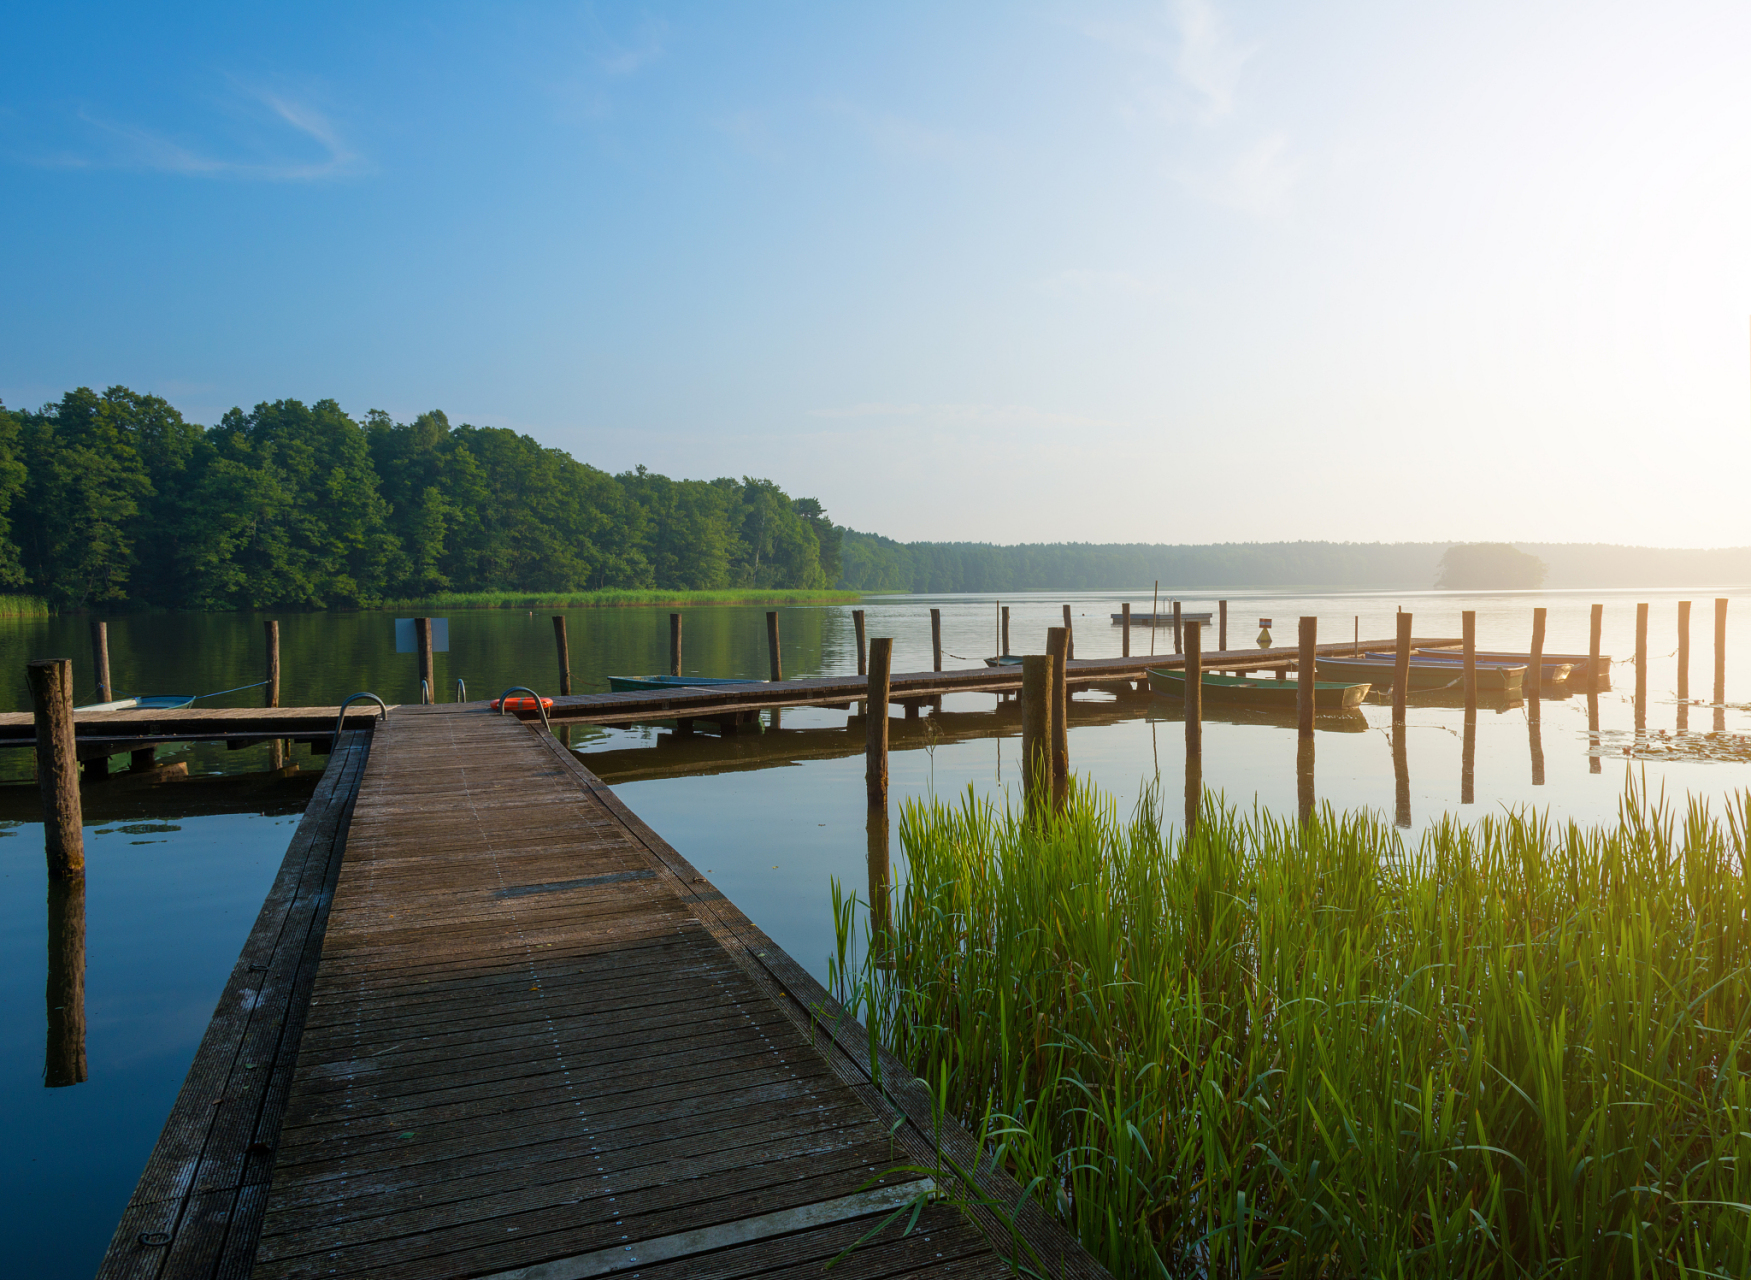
0, 594, 51, 617
377, 588, 861, 610
832, 779, 1751, 1278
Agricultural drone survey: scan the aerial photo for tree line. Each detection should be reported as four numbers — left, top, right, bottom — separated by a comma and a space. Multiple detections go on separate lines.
0, 387, 843, 609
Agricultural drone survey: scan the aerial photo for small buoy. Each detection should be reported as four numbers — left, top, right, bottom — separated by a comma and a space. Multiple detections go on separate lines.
492, 695, 554, 711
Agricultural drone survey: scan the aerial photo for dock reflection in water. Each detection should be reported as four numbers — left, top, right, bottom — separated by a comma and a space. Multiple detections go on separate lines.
44, 877, 85, 1089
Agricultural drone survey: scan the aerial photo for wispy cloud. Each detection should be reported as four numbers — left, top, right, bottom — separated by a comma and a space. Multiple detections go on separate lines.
1172, 0, 1253, 124
1179, 131, 1299, 215
22, 81, 365, 181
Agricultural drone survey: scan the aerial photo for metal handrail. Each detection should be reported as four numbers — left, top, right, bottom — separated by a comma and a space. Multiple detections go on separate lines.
496, 686, 552, 733
421, 678, 430, 705
332, 692, 390, 744
455, 678, 467, 703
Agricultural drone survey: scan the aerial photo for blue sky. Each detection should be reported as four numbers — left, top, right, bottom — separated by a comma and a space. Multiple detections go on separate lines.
5, 2, 1750, 546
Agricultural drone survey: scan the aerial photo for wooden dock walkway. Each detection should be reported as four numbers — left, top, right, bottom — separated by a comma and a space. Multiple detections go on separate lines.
100, 704, 1104, 1279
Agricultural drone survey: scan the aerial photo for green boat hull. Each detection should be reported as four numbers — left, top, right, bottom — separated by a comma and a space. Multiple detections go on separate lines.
1147, 668, 1370, 709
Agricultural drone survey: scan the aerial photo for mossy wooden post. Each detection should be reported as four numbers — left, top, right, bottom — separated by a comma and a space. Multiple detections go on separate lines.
1021, 654, 1054, 819
669, 613, 682, 677
1715, 597, 1728, 706
766, 611, 782, 682
415, 617, 434, 705
89, 621, 110, 703
1296, 616, 1316, 738
1045, 626, 1069, 809
1172, 601, 1182, 654
1528, 607, 1546, 700
1635, 602, 1649, 729
551, 616, 571, 697
28, 659, 83, 879
1121, 603, 1131, 658
1184, 621, 1203, 761
864, 638, 892, 807
1589, 603, 1604, 691
853, 609, 867, 676
865, 802, 892, 960
1219, 600, 1228, 653
45, 877, 87, 1087
266, 619, 284, 769
1062, 604, 1074, 660
1001, 606, 1010, 656
931, 608, 943, 671
1677, 600, 1691, 700
1393, 612, 1412, 726
1462, 611, 1477, 716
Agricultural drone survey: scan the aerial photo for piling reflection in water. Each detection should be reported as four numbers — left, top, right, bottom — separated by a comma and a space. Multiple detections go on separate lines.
1528, 698, 1545, 787
1184, 751, 1202, 834
1588, 693, 1602, 775
45, 876, 87, 1088
1296, 739, 1314, 825
1392, 723, 1411, 829
865, 802, 891, 962
1461, 714, 1476, 805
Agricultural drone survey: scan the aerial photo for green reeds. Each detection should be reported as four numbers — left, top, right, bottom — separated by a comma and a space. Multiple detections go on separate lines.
833, 780, 1751, 1277
0, 594, 51, 617
376, 588, 860, 610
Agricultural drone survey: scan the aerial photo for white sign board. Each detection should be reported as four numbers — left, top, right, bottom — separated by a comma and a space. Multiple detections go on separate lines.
395, 618, 449, 653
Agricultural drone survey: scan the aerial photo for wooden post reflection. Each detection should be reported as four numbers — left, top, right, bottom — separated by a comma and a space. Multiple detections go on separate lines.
1296, 738, 1314, 825
1588, 692, 1602, 775
866, 802, 892, 963
1184, 746, 1202, 835
1461, 714, 1476, 804
1528, 697, 1545, 786
45, 877, 87, 1087
1392, 723, 1410, 829
1634, 602, 1648, 731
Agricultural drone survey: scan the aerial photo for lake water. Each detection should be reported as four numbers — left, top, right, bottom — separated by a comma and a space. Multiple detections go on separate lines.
4, 587, 1749, 1276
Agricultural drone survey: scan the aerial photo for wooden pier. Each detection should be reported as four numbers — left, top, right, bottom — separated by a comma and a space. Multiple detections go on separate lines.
98, 703, 1104, 1279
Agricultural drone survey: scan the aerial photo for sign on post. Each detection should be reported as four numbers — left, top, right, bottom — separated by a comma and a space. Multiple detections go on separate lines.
395, 618, 449, 653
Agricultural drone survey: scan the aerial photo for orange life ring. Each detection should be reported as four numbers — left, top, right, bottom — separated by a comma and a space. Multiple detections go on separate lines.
492, 696, 554, 711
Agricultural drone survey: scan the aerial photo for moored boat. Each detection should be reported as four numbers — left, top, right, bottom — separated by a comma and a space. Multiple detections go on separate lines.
606, 675, 762, 693
984, 655, 1023, 667
1416, 648, 1598, 683
1316, 654, 1525, 692
1147, 668, 1371, 710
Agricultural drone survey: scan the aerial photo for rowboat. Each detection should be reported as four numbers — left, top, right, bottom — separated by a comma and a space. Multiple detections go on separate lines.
1147, 668, 1371, 710
1315, 655, 1524, 692
984, 655, 1023, 667
76, 695, 199, 712
606, 675, 761, 693
1395, 651, 1572, 683
1113, 612, 1212, 626
1416, 648, 1600, 683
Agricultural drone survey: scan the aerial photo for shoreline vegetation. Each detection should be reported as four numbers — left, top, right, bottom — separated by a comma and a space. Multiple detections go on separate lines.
377, 588, 861, 611
834, 780, 1751, 1277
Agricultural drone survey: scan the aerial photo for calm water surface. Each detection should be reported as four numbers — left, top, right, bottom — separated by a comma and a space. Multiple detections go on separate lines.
4, 588, 1749, 1275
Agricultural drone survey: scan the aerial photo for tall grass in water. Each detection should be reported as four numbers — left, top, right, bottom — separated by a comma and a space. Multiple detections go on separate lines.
0, 594, 51, 617
832, 782, 1751, 1277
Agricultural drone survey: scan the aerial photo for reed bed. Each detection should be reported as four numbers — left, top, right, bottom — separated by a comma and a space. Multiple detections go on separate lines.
378, 587, 859, 610
832, 781, 1751, 1277
0, 594, 51, 617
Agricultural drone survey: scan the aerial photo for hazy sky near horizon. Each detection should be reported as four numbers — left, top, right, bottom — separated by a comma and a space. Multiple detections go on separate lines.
4, 2, 1749, 547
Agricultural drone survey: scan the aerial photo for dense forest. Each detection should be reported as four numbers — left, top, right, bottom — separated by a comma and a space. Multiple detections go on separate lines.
0, 387, 842, 608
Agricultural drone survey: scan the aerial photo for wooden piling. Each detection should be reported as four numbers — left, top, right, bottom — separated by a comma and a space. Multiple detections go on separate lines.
129, 747, 155, 772
45, 877, 87, 1088
1062, 604, 1074, 660
767, 611, 783, 681
1021, 654, 1054, 817
853, 609, 867, 675
1393, 612, 1412, 725
1121, 603, 1131, 658
1046, 626, 1070, 808
931, 608, 943, 671
89, 620, 110, 703
866, 803, 892, 957
1184, 621, 1203, 761
551, 616, 571, 697
414, 617, 434, 704
1297, 616, 1316, 738
1462, 611, 1477, 716
669, 613, 682, 677
1219, 600, 1228, 653
27, 659, 83, 878
865, 637, 892, 807
266, 619, 284, 769
1589, 603, 1604, 691
1715, 597, 1728, 707
1677, 600, 1691, 700
1001, 606, 1010, 656
1172, 600, 1182, 654
1529, 607, 1546, 700
1635, 602, 1648, 726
